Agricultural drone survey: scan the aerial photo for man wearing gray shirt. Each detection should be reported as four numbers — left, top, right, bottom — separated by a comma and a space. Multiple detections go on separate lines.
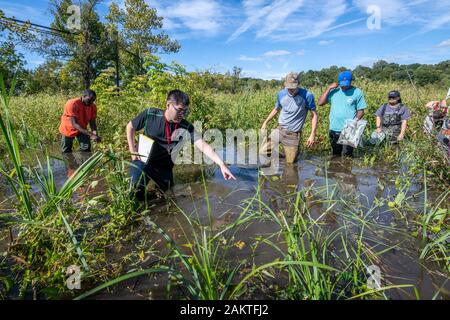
261, 72, 318, 164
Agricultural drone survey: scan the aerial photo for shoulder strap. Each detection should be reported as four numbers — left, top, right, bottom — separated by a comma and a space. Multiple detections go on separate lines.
381, 104, 388, 118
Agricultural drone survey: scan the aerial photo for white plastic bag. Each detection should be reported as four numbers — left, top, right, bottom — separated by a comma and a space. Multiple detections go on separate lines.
337, 119, 367, 148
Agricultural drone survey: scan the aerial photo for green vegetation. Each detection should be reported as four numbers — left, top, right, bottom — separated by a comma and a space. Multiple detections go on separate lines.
1, 54, 449, 299
0, 0, 448, 301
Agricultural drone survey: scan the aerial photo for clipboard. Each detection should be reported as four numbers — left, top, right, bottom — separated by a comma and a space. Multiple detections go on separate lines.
138, 134, 155, 164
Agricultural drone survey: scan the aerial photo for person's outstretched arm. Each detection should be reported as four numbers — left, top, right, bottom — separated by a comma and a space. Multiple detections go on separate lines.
194, 139, 236, 180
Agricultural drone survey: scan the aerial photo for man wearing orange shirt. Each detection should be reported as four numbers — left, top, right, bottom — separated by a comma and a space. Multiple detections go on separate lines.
59, 89, 101, 153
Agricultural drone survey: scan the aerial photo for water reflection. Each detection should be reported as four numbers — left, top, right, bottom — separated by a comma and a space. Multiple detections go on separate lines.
1, 147, 449, 300
61, 152, 94, 179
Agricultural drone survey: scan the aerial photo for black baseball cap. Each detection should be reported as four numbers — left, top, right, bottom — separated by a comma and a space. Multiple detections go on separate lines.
388, 91, 401, 99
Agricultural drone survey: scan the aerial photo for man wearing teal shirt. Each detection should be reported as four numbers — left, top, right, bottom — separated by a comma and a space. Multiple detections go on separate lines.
318, 71, 367, 156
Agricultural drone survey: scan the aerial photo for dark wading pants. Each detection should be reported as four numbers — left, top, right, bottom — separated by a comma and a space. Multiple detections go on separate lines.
61, 134, 91, 153
130, 160, 174, 200
329, 130, 354, 157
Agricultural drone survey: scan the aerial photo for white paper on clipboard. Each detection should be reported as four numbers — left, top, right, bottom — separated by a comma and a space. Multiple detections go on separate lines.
138, 134, 155, 164
446, 88, 450, 100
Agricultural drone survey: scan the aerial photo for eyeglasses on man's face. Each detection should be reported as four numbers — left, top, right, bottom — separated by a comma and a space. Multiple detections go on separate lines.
171, 104, 190, 116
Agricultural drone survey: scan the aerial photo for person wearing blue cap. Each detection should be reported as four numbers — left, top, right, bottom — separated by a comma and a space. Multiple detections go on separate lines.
318, 70, 367, 156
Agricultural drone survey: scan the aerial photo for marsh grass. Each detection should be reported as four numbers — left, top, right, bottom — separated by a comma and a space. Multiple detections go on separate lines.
0, 76, 111, 296
73, 169, 434, 300
0, 74, 448, 299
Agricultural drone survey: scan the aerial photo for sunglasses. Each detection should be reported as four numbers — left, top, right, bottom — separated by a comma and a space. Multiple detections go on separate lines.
172, 104, 190, 116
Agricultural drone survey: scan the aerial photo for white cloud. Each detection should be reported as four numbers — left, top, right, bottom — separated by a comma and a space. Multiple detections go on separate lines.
255, 0, 306, 38
149, 0, 224, 36
264, 50, 291, 57
237, 50, 292, 62
238, 55, 262, 61
297, 49, 306, 56
417, 14, 450, 35
162, 18, 183, 30
229, 0, 351, 42
353, 0, 450, 39
241, 69, 287, 80
438, 39, 450, 47
353, 0, 411, 26
318, 40, 334, 46
228, 0, 292, 41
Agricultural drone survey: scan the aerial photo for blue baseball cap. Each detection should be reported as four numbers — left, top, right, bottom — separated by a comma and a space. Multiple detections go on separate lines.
338, 71, 353, 87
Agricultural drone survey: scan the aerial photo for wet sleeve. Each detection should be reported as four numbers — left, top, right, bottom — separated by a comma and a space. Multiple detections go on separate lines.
356, 90, 367, 110
131, 110, 148, 131
306, 91, 316, 111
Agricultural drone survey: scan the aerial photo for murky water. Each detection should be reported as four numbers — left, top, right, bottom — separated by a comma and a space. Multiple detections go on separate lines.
0, 148, 449, 300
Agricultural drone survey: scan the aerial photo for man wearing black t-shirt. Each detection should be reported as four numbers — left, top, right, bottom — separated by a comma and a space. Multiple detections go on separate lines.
126, 89, 235, 199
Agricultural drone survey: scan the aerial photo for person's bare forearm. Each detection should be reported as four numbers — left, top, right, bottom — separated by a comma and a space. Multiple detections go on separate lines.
376, 117, 381, 129
400, 120, 407, 136
318, 83, 339, 106
262, 108, 279, 127
310, 111, 318, 136
126, 122, 138, 154
194, 139, 225, 167
71, 117, 92, 136
318, 90, 330, 106
75, 125, 91, 136
356, 110, 364, 120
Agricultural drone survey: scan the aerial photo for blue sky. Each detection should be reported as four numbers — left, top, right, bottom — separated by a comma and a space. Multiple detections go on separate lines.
2, 0, 450, 79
